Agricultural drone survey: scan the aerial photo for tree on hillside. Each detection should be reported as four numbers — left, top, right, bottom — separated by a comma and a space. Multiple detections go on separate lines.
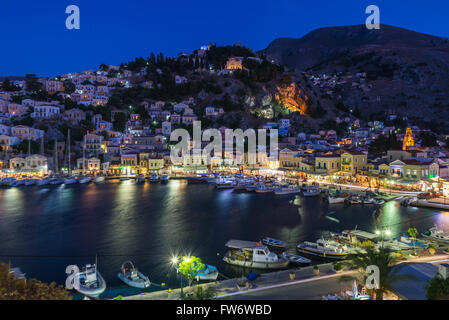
0, 262, 71, 300
113, 112, 127, 133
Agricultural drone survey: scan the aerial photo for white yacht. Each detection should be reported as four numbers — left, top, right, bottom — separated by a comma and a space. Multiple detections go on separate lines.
223, 240, 289, 269
297, 239, 356, 260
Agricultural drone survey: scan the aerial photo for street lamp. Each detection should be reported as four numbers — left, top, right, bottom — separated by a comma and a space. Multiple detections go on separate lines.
171, 256, 184, 299
375, 228, 391, 247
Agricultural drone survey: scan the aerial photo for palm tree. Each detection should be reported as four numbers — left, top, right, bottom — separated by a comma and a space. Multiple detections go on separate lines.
341, 246, 414, 300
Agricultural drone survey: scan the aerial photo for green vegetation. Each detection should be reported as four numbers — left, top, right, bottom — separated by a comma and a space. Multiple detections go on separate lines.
177, 256, 205, 288
426, 273, 449, 300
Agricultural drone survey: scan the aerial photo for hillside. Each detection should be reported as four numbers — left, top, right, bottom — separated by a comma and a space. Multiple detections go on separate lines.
262, 24, 449, 126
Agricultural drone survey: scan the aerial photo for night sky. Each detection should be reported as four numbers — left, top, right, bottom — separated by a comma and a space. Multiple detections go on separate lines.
1, 0, 448, 76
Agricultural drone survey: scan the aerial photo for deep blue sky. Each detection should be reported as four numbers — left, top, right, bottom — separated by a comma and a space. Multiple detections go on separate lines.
1, 0, 448, 77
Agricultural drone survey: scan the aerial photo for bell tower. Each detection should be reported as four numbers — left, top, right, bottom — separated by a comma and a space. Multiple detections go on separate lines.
402, 127, 414, 151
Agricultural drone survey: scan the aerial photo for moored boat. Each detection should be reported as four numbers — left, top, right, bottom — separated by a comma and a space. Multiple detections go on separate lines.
262, 237, 286, 248
281, 252, 311, 265
187, 176, 208, 184
422, 225, 449, 243
384, 234, 429, 250
79, 176, 92, 184
327, 196, 347, 204
302, 185, 320, 197
71, 264, 106, 298
274, 185, 300, 195
175, 262, 219, 281
37, 177, 51, 186
149, 174, 159, 182
223, 240, 289, 269
49, 177, 64, 185
255, 185, 273, 193
297, 239, 355, 260
64, 177, 78, 185
160, 175, 169, 183
93, 176, 105, 183
24, 179, 38, 186
117, 261, 151, 288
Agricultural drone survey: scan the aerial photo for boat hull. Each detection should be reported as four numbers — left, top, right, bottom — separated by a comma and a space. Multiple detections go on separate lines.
222, 257, 289, 269
296, 247, 349, 260
117, 272, 151, 289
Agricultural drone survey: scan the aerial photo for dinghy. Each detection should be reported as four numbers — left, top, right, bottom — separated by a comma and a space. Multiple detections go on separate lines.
79, 176, 92, 184
72, 264, 106, 298
117, 261, 151, 288
282, 252, 311, 265
262, 237, 286, 248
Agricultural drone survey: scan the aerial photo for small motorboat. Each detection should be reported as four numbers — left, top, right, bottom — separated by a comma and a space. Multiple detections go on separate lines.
149, 174, 159, 183
64, 177, 78, 185
282, 252, 311, 265
160, 175, 169, 183
93, 176, 105, 183
255, 185, 273, 193
262, 237, 286, 248
215, 180, 234, 189
346, 196, 362, 204
385, 235, 429, 250
361, 197, 374, 204
79, 176, 92, 184
72, 264, 106, 299
327, 196, 347, 204
117, 261, 150, 288
274, 185, 301, 195
10, 179, 25, 187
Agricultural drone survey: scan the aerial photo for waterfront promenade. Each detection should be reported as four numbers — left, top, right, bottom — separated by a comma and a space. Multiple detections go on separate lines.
121, 255, 449, 300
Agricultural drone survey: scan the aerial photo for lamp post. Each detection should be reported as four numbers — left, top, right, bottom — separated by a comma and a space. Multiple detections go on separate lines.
171, 256, 183, 299
375, 228, 391, 247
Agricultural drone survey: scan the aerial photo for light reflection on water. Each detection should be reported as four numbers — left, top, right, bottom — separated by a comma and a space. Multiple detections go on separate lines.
0, 181, 447, 297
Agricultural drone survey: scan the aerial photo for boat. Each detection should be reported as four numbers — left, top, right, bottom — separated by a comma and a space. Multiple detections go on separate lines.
49, 178, 64, 185
175, 263, 219, 281
64, 177, 78, 185
373, 199, 385, 205
93, 176, 105, 183
281, 252, 311, 265
274, 185, 301, 195
136, 176, 146, 184
361, 197, 375, 204
117, 261, 151, 288
160, 175, 169, 183
187, 176, 208, 184
331, 229, 379, 245
255, 185, 273, 193
24, 179, 38, 186
422, 226, 449, 243
346, 196, 362, 204
0, 177, 16, 186
72, 264, 106, 298
149, 174, 159, 182
120, 177, 130, 181
215, 180, 235, 189
232, 183, 248, 193
385, 235, 429, 250
245, 183, 257, 192
10, 179, 25, 187
79, 176, 92, 184
327, 196, 347, 204
223, 240, 289, 269
302, 185, 320, 197
37, 177, 51, 186
262, 237, 286, 248
297, 239, 356, 260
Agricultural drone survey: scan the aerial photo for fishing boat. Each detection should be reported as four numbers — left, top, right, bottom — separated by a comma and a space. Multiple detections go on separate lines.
303, 185, 320, 197
223, 240, 289, 269
149, 174, 159, 182
385, 235, 429, 250
281, 252, 311, 265
79, 176, 92, 184
331, 229, 379, 245
64, 177, 78, 185
422, 226, 449, 243
297, 239, 355, 260
175, 262, 219, 281
93, 176, 105, 183
117, 261, 151, 288
274, 185, 300, 195
160, 175, 169, 183
262, 237, 286, 248
37, 177, 51, 186
72, 263, 106, 298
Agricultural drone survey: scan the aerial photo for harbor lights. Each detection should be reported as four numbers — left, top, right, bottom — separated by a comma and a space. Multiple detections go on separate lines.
170, 255, 186, 299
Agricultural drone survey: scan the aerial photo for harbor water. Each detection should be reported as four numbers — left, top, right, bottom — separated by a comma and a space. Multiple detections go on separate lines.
0, 179, 448, 298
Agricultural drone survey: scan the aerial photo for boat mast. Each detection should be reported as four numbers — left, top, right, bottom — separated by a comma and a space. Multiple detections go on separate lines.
67, 129, 71, 176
